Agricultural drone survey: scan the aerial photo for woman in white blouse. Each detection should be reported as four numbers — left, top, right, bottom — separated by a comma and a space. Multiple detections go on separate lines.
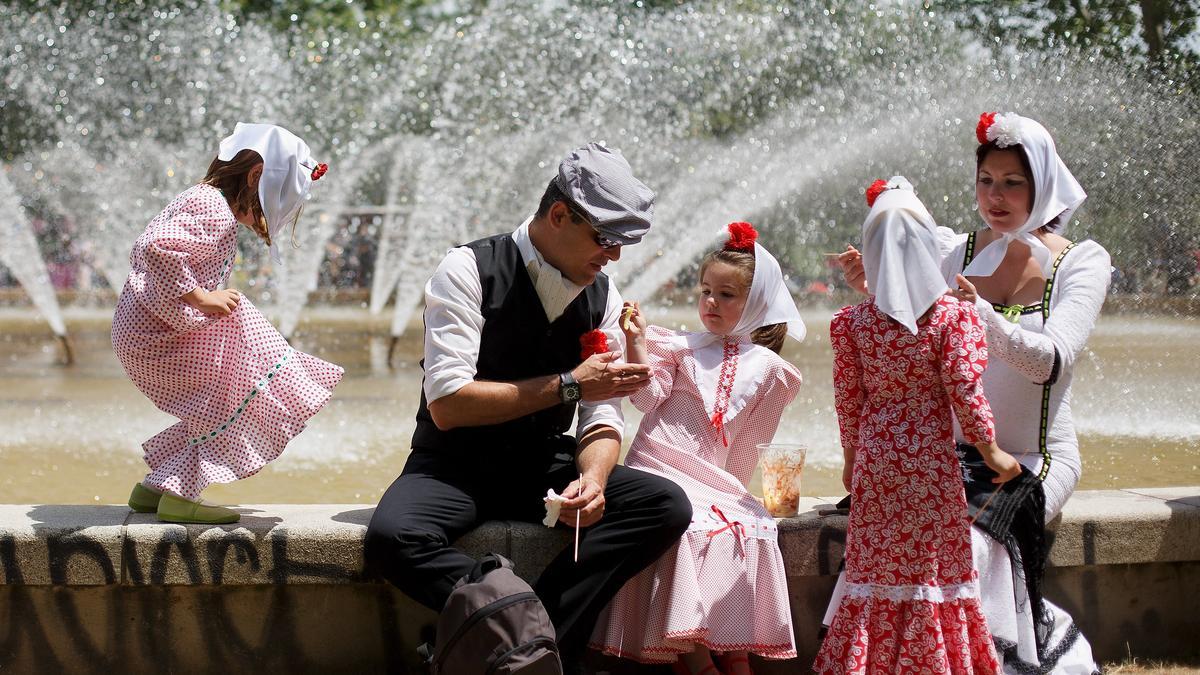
837, 112, 1110, 674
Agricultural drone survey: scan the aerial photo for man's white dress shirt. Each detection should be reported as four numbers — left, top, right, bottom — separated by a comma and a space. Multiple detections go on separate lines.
421, 217, 627, 438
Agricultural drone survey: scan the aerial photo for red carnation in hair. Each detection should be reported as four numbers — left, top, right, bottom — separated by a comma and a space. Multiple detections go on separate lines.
976, 112, 996, 145
865, 179, 888, 207
579, 329, 609, 360
724, 221, 757, 251
311, 163, 328, 181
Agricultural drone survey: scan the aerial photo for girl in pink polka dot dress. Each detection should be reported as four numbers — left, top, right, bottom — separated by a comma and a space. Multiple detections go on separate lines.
111, 123, 343, 524
591, 222, 806, 675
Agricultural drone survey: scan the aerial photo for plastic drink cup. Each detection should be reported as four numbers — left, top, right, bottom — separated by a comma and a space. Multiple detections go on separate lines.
757, 443, 806, 517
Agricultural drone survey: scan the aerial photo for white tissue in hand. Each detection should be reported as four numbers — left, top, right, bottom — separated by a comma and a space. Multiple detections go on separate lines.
543, 488, 568, 527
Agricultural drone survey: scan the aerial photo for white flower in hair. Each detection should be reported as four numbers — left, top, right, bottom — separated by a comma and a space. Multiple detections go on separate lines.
985, 112, 1024, 148
865, 175, 914, 207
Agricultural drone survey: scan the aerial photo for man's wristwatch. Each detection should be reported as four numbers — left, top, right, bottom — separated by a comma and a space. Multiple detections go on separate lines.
558, 371, 582, 404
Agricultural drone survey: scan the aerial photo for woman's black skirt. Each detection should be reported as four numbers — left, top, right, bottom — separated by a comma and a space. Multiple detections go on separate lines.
957, 443, 1052, 652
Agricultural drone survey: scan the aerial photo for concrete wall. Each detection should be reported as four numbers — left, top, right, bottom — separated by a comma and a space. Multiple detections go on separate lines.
1, 488, 1198, 674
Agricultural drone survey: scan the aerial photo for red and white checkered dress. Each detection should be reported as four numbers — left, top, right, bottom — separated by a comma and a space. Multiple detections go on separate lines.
111, 184, 342, 500
814, 296, 999, 674
590, 326, 801, 663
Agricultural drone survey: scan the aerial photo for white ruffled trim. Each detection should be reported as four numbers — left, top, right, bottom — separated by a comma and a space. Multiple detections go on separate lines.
843, 579, 980, 603
685, 507, 779, 540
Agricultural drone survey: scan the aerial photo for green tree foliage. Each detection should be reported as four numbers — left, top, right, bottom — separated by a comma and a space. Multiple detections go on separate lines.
942, 0, 1199, 67
222, 0, 466, 36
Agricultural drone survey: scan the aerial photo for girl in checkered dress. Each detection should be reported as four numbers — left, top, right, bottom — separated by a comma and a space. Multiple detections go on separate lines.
591, 222, 805, 675
112, 124, 342, 524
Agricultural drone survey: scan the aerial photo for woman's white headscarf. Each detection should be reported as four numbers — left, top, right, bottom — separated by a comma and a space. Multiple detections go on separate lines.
862, 176, 948, 334
218, 122, 323, 263
964, 112, 1086, 278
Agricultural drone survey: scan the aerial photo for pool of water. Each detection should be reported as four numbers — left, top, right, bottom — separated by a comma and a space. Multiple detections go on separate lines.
0, 305, 1196, 505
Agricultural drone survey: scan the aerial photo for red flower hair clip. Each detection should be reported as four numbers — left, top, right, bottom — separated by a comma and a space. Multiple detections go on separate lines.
724, 221, 757, 252
865, 179, 888, 207
976, 112, 997, 145
301, 161, 329, 181
580, 329, 609, 360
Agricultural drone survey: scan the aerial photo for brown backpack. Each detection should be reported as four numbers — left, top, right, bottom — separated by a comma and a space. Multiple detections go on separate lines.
420, 553, 562, 675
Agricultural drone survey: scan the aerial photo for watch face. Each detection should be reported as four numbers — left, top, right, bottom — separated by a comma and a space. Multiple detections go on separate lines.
562, 383, 582, 403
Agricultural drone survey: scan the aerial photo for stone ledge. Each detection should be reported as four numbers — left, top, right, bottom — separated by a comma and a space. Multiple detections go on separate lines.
0, 488, 1196, 587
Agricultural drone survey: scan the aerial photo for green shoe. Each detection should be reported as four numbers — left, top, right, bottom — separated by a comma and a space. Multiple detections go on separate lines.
156, 493, 240, 524
128, 482, 163, 513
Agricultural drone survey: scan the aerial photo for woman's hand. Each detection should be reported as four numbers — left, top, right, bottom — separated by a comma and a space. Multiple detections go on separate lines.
947, 274, 978, 304
837, 245, 868, 295
182, 288, 241, 315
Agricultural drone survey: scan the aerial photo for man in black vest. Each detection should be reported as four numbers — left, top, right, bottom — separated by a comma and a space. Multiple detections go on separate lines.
366, 143, 692, 669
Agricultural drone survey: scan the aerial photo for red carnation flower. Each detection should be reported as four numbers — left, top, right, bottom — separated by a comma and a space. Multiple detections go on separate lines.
724, 221, 757, 251
311, 163, 328, 181
865, 179, 888, 207
580, 329, 609, 360
976, 112, 996, 145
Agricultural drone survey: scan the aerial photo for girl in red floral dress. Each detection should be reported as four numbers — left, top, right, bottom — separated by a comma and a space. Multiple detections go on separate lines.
814, 178, 1018, 674
591, 222, 806, 675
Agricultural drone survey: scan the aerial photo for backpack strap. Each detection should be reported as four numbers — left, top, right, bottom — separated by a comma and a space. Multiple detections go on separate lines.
467, 552, 514, 583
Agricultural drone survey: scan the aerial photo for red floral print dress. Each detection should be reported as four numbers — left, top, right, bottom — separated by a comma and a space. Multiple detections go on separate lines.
814, 295, 1000, 674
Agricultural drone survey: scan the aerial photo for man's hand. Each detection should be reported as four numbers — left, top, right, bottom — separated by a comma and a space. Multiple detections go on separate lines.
557, 474, 606, 528
837, 245, 868, 295
573, 352, 650, 401
183, 288, 241, 315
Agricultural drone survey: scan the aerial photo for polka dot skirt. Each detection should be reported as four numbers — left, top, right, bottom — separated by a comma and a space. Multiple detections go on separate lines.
111, 184, 343, 500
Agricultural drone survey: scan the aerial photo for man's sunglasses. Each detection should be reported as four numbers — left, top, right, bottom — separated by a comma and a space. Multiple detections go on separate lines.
564, 201, 622, 249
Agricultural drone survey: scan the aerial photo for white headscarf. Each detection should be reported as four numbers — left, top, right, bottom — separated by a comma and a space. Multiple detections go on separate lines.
730, 240, 807, 343
689, 224, 805, 346
862, 176, 948, 334
963, 112, 1086, 278
681, 224, 806, 434
217, 123, 322, 263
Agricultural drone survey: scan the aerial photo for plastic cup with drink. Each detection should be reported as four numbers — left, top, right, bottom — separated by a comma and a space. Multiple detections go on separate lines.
757, 443, 806, 518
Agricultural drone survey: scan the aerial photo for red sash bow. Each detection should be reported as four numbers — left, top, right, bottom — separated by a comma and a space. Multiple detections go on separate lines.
706, 505, 745, 555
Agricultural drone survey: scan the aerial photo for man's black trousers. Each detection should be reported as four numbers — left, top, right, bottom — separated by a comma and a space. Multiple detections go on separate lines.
365, 446, 692, 666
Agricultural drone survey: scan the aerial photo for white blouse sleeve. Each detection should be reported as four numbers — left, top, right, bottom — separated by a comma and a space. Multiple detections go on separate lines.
1041, 241, 1112, 374
936, 226, 968, 264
